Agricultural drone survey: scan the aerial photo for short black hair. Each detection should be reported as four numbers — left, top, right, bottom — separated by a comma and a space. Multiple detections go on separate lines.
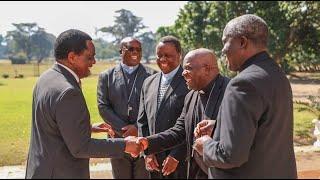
158, 36, 182, 54
54, 29, 92, 60
119, 37, 141, 52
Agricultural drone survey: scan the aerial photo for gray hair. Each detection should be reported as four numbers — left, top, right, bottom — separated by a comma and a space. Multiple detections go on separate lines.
224, 14, 268, 47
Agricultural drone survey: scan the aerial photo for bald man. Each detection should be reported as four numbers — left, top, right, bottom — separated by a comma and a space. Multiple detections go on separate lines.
134, 48, 230, 179
193, 14, 297, 178
97, 37, 157, 179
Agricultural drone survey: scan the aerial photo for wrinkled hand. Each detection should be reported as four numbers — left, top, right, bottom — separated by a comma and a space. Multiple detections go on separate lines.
145, 154, 160, 172
91, 122, 115, 138
162, 155, 179, 176
122, 124, 138, 137
194, 119, 216, 139
193, 135, 212, 156
124, 136, 143, 158
136, 137, 149, 151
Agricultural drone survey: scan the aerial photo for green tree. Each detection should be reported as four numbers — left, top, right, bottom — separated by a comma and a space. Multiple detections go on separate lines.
31, 28, 56, 64
138, 31, 156, 63
157, 1, 320, 74
0, 35, 8, 59
93, 38, 119, 60
98, 9, 146, 44
6, 23, 38, 61
6, 23, 55, 63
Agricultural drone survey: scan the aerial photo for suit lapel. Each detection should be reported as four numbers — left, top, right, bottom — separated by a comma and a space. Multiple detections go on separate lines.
114, 64, 128, 101
133, 64, 146, 94
156, 66, 183, 116
204, 74, 224, 119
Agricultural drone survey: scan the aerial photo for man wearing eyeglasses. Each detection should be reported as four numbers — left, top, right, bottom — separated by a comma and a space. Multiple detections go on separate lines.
97, 37, 157, 179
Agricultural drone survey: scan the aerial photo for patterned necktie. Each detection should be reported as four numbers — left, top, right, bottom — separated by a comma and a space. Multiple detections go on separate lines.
157, 82, 169, 109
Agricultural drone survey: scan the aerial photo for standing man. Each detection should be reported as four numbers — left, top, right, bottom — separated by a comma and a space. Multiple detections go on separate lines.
193, 14, 297, 178
97, 37, 157, 179
26, 29, 142, 179
137, 36, 189, 179
134, 48, 230, 179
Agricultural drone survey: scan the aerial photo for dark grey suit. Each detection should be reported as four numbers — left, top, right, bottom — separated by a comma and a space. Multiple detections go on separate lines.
144, 74, 230, 179
97, 63, 157, 179
137, 66, 189, 179
26, 64, 126, 179
203, 51, 297, 178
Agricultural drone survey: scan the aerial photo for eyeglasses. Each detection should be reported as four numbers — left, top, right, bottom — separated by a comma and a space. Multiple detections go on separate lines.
124, 47, 142, 52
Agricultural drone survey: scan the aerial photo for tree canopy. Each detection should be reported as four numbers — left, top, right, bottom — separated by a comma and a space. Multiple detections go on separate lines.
156, 1, 320, 73
5, 23, 55, 64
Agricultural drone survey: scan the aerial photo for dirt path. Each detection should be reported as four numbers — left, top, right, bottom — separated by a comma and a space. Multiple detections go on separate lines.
1, 146, 320, 179
295, 146, 320, 178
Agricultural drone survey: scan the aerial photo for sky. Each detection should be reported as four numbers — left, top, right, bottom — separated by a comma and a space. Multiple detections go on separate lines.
0, 1, 187, 39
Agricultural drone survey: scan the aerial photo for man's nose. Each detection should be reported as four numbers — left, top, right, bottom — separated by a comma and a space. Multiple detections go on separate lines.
182, 69, 188, 77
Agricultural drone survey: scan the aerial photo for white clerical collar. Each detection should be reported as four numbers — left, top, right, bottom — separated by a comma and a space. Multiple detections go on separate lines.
120, 62, 139, 74
56, 62, 80, 84
161, 65, 180, 85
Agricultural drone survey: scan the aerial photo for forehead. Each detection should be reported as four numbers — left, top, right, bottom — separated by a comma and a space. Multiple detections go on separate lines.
156, 42, 177, 52
85, 40, 95, 54
125, 40, 141, 47
183, 55, 196, 66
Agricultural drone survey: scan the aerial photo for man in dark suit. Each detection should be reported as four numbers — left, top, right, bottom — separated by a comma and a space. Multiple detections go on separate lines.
26, 29, 143, 179
132, 48, 230, 179
97, 37, 157, 179
137, 36, 189, 179
193, 14, 298, 178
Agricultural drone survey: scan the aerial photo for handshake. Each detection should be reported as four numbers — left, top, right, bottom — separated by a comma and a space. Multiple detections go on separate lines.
91, 122, 149, 158
124, 136, 149, 158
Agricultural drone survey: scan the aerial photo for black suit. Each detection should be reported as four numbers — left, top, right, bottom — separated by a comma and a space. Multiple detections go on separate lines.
97, 63, 157, 179
144, 74, 230, 179
202, 52, 297, 178
137, 66, 189, 179
26, 64, 126, 179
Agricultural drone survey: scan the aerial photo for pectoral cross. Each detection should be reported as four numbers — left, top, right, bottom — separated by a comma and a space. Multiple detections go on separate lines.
128, 106, 133, 117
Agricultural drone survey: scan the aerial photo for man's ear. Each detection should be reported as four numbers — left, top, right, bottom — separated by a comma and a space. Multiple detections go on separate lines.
240, 36, 248, 49
67, 52, 76, 65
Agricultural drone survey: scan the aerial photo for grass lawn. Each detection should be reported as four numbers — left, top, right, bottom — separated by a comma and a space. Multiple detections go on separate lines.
293, 103, 318, 144
0, 62, 318, 166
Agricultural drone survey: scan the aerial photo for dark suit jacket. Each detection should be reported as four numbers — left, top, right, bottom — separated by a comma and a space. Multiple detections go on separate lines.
97, 64, 157, 136
26, 64, 126, 179
144, 74, 230, 178
137, 66, 189, 177
203, 51, 297, 178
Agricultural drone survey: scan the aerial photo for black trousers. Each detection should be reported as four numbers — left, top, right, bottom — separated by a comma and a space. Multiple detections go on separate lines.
110, 153, 148, 179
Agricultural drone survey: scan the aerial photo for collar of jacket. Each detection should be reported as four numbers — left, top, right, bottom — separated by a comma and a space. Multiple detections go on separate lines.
240, 51, 270, 72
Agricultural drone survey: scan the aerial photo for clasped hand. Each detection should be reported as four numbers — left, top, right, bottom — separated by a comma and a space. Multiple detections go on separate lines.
192, 119, 216, 156
124, 137, 148, 158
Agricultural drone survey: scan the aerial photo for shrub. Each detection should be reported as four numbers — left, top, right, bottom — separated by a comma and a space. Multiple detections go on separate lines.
2, 74, 9, 79
14, 74, 24, 79
9, 54, 27, 64
295, 89, 320, 119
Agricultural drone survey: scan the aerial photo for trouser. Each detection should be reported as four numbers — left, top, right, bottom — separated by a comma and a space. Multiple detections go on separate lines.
188, 158, 208, 179
110, 153, 148, 179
